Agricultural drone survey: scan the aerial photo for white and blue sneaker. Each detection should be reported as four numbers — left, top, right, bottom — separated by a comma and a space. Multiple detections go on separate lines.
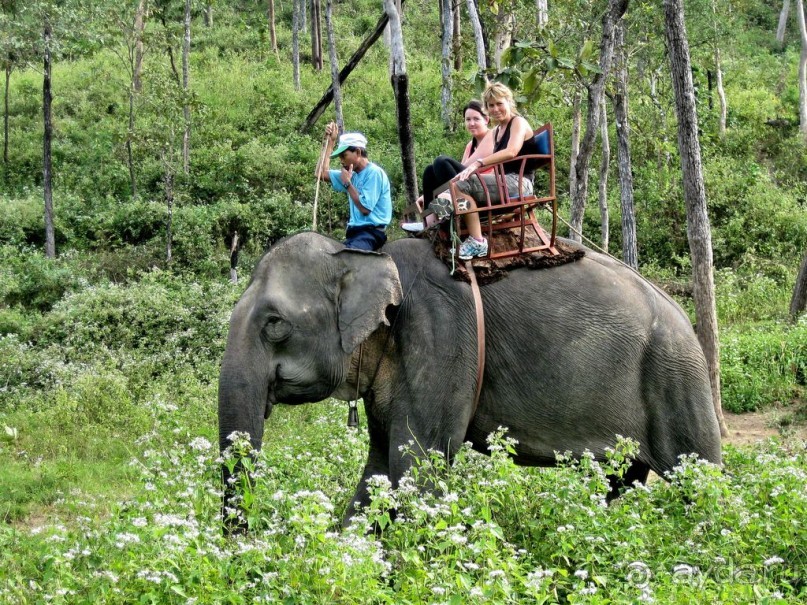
401, 221, 424, 233
458, 236, 488, 260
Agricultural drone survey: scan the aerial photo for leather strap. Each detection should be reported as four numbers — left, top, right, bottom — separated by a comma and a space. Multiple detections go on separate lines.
464, 260, 486, 418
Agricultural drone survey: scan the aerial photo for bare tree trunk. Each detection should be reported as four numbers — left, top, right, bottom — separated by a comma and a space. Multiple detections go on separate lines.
325, 0, 343, 130
161, 144, 174, 263
466, 0, 487, 76
598, 99, 610, 250
778, 0, 790, 45
569, 0, 628, 243
536, 0, 548, 27
493, 8, 514, 71
127, 87, 137, 198
204, 3, 213, 27
613, 20, 638, 269
301, 0, 307, 35
797, 0, 807, 141
300, 4, 403, 133
665, 0, 728, 438
3, 62, 10, 165
293, 0, 302, 91
267, 0, 278, 54
230, 232, 239, 284
440, 0, 454, 129
714, 47, 727, 136
43, 23, 55, 259
182, 0, 191, 175
712, 0, 727, 137
649, 68, 671, 174
569, 90, 581, 203
311, 0, 323, 71
453, 1, 462, 71
790, 249, 807, 319
383, 0, 418, 206
133, 0, 147, 93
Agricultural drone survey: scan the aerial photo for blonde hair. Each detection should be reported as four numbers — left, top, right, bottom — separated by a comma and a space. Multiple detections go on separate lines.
482, 82, 520, 119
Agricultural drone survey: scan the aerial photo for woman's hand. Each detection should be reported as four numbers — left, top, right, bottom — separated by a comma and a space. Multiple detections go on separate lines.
457, 158, 483, 181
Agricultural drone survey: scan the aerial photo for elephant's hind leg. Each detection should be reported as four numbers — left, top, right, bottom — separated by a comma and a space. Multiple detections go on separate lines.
606, 459, 651, 503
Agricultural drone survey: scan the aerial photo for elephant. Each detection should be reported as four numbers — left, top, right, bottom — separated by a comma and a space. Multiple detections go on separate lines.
218, 231, 722, 525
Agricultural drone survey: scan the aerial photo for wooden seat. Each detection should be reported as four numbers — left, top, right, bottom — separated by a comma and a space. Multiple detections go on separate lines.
448, 122, 558, 260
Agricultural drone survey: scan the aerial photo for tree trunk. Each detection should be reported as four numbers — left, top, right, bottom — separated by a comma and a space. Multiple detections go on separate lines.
569, 0, 628, 243
230, 232, 239, 284
292, 0, 302, 91
613, 20, 638, 269
466, 0, 487, 77
43, 23, 55, 259
127, 87, 137, 198
204, 3, 213, 27
569, 90, 581, 204
133, 0, 147, 93
440, 0, 454, 129
649, 68, 671, 175
493, 8, 514, 71
300, 3, 404, 133
664, 0, 728, 438
325, 0, 343, 130
536, 0, 548, 27
311, 0, 323, 71
797, 0, 807, 141
267, 0, 278, 54
453, 1, 462, 72
598, 98, 610, 251
714, 47, 727, 136
3, 62, 10, 165
790, 249, 807, 319
182, 0, 191, 175
712, 0, 727, 137
383, 0, 418, 206
778, 0, 790, 45
162, 146, 174, 263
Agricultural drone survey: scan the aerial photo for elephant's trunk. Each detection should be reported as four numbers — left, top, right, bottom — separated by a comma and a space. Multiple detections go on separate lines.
218, 333, 270, 534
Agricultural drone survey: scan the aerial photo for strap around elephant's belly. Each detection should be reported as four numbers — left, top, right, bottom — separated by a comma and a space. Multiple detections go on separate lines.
464, 260, 485, 419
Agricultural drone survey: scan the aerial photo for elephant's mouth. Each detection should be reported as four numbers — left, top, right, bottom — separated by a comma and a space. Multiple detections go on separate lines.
270, 368, 336, 405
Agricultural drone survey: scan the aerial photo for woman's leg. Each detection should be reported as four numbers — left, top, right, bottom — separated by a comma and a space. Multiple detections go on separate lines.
423, 156, 464, 204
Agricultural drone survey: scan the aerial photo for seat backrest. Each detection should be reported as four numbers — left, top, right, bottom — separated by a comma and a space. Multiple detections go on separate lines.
534, 129, 550, 155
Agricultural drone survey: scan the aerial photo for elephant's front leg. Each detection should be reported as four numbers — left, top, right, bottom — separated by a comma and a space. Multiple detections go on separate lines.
342, 427, 390, 527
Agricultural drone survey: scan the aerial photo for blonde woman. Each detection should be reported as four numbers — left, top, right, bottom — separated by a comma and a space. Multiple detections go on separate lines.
453, 82, 539, 259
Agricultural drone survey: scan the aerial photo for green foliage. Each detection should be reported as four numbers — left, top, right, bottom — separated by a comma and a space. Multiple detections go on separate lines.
721, 321, 807, 413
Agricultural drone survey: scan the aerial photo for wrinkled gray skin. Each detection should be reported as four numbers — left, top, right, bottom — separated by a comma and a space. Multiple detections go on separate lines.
218, 232, 721, 524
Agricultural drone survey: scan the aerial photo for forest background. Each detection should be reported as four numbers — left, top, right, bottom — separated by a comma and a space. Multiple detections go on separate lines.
1, 0, 806, 602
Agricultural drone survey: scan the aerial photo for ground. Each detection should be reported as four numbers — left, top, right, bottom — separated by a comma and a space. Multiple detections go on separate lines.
722, 399, 807, 447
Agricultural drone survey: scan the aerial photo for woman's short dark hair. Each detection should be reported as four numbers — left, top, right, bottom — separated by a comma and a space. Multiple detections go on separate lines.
463, 100, 488, 118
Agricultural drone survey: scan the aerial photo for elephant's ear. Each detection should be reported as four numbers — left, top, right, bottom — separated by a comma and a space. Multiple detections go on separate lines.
334, 249, 403, 354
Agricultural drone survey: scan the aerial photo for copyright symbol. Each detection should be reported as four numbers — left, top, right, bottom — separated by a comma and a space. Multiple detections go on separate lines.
627, 562, 652, 588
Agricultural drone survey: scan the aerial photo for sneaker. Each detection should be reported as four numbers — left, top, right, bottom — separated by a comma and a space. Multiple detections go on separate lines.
401, 221, 424, 233
458, 236, 488, 260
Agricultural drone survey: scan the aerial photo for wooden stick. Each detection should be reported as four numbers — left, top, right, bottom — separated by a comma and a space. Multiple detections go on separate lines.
312, 132, 329, 232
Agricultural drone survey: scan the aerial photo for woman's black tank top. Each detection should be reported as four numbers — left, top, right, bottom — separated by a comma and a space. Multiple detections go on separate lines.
493, 117, 540, 180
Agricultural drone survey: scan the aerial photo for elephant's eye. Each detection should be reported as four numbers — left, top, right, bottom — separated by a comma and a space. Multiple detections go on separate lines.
263, 316, 292, 342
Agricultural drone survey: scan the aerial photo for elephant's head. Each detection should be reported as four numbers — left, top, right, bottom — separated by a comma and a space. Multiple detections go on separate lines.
218, 231, 402, 454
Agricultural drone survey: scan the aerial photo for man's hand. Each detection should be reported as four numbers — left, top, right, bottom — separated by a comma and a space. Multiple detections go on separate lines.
325, 121, 339, 143
341, 164, 354, 187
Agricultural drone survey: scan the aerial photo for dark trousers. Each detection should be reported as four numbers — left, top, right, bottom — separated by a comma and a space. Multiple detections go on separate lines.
422, 155, 464, 205
344, 225, 387, 251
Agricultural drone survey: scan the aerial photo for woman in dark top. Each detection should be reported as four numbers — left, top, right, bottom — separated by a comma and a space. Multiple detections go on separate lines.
452, 82, 537, 259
